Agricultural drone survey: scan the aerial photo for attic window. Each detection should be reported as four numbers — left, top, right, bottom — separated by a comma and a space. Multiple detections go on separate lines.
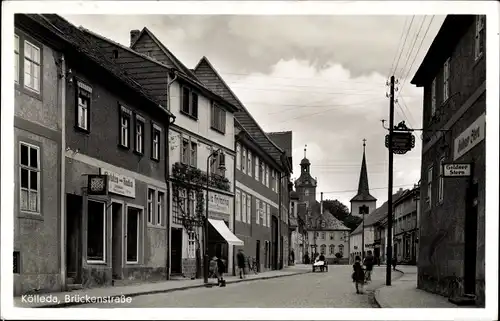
112, 50, 118, 59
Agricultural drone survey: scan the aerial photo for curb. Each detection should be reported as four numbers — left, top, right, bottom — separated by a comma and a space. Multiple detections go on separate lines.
373, 268, 405, 308
34, 270, 311, 308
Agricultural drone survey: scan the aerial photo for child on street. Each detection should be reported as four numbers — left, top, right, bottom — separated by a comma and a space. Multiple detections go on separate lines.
352, 256, 365, 294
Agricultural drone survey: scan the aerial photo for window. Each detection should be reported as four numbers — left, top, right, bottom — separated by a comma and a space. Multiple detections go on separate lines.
339, 244, 344, 255
320, 244, 326, 255
266, 204, 271, 228
151, 124, 161, 161
329, 244, 335, 255
24, 40, 41, 92
260, 161, 265, 185
265, 165, 269, 187
321, 232, 325, 240
438, 156, 445, 203
235, 190, 241, 221
254, 155, 260, 181
147, 189, 154, 224
443, 58, 450, 102
87, 200, 106, 262
256, 199, 260, 224
427, 165, 433, 207
209, 149, 226, 177
188, 191, 196, 217
157, 191, 164, 226
241, 192, 247, 223
242, 147, 247, 174
246, 194, 251, 224
236, 144, 241, 170
181, 87, 198, 119
190, 141, 197, 167
126, 207, 140, 263
134, 115, 145, 154
15, 35, 19, 83
475, 15, 485, 60
275, 172, 279, 192
19, 142, 40, 213
181, 139, 189, 164
259, 201, 265, 225
247, 150, 252, 176
172, 188, 187, 225
188, 231, 196, 259
75, 81, 92, 131
210, 102, 226, 133
119, 106, 131, 148
330, 232, 335, 240
430, 78, 436, 117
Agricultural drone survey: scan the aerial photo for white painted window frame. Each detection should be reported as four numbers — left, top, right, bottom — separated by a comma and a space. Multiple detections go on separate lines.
19, 142, 41, 213
23, 40, 41, 93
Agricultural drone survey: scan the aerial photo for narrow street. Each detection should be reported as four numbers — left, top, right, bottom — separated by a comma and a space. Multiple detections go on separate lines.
75, 266, 401, 308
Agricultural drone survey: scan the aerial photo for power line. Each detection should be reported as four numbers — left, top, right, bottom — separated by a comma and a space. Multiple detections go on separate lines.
387, 16, 409, 78
266, 97, 386, 116
229, 85, 402, 97
392, 15, 415, 76
290, 183, 417, 195
397, 16, 427, 78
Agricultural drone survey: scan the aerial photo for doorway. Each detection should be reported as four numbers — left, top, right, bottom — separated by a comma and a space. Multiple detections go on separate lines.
255, 240, 261, 273
111, 203, 123, 279
66, 194, 83, 284
464, 181, 479, 294
271, 216, 278, 270
171, 228, 183, 274
126, 207, 140, 264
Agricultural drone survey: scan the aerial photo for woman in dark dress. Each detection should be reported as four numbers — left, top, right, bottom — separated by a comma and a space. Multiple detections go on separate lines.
352, 256, 365, 294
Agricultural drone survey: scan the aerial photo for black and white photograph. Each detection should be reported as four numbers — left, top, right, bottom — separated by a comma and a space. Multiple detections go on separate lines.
1, 1, 498, 320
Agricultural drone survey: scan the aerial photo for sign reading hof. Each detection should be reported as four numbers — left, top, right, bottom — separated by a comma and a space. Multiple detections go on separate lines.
208, 192, 231, 215
454, 113, 485, 160
442, 163, 472, 177
100, 168, 136, 198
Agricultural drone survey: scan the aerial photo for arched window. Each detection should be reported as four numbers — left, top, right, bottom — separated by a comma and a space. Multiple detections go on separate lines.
329, 244, 335, 255
339, 244, 344, 255
320, 244, 326, 254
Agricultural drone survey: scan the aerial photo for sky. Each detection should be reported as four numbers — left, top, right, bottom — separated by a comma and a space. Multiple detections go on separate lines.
64, 14, 445, 208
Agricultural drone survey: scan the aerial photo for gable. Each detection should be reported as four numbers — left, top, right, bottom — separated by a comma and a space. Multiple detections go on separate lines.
132, 32, 176, 68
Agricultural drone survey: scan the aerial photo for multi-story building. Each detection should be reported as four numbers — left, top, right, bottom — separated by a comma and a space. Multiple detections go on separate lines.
13, 14, 64, 295
410, 15, 486, 306
288, 190, 304, 265
393, 187, 419, 265
193, 57, 293, 272
83, 27, 241, 278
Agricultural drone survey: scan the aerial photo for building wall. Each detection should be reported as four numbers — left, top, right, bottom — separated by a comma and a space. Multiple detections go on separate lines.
308, 230, 349, 263
13, 27, 63, 295
349, 227, 375, 262
350, 200, 377, 217
417, 16, 486, 306
394, 196, 418, 264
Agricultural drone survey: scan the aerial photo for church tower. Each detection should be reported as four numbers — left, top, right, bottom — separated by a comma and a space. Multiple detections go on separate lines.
350, 139, 377, 217
294, 145, 317, 206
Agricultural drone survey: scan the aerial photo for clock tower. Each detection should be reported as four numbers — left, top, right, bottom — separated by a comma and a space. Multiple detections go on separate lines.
294, 145, 317, 206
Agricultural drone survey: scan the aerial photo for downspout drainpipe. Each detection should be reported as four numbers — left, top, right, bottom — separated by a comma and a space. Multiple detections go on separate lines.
60, 54, 67, 291
165, 71, 178, 280
233, 133, 243, 276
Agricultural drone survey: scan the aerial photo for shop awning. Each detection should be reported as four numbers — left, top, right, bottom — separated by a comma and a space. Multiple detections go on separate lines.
208, 219, 244, 246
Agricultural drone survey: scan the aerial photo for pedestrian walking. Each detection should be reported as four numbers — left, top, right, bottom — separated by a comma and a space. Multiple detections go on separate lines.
352, 256, 365, 294
304, 252, 310, 264
392, 257, 397, 271
363, 250, 374, 282
236, 249, 246, 279
216, 256, 226, 286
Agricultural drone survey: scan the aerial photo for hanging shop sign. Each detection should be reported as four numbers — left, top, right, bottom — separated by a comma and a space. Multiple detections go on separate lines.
442, 163, 472, 177
454, 113, 486, 160
385, 122, 415, 155
100, 168, 136, 198
87, 174, 108, 195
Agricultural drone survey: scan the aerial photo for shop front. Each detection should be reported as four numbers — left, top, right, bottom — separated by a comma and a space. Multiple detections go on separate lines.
206, 191, 242, 275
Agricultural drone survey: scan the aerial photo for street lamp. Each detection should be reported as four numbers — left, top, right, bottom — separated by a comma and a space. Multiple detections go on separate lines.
204, 148, 225, 284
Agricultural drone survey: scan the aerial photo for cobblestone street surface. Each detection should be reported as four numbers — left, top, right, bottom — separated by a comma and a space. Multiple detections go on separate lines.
75, 266, 402, 308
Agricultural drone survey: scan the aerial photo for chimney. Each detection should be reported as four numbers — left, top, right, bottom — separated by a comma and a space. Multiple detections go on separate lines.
320, 192, 324, 214
130, 29, 140, 47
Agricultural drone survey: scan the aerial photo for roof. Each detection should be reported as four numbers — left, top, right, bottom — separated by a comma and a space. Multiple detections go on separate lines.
351, 190, 406, 235
306, 202, 351, 231
300, 157, 311, 165
193, 56, 288, 169
411, 15, 475, 87
131, 27, 200, 81
267, 131, 292, 156
290, 190, 300, 200
393, 186, 420, 207
24, 14, 173, 118
350, 147, 377, 202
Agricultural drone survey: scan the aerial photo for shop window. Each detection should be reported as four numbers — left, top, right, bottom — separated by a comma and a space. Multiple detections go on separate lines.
126, 207, 140, 263
87, 200, 106, 262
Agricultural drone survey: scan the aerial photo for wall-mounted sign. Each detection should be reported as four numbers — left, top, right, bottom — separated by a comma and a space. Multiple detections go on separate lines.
208, 192, 231, 215
87, 175, 108, 195
100, 168, 136, 198
454, 113, 485, 160
443, 163, 472, 177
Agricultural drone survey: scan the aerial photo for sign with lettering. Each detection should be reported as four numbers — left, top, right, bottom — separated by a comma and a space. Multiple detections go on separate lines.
208, 192, 231, 215
100, 168, 136, 198
454, 113, 485, 160
442, 163, 472, 177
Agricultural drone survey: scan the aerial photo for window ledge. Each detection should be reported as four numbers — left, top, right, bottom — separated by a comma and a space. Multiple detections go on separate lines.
18, 211, 43, 221
133, 150, 144, 157
126, 262, 141, 265
118, 144, 130, 151
74, 126, 90, 135
210, 126, 226, 135
87, 261, 107, 265
180, 111, 198, 121
16, 83, 43, 101
150, 156, 160, 163
473, 53, 484, 68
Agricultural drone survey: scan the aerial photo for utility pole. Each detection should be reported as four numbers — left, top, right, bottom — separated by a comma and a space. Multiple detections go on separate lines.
386, 75, 395, 286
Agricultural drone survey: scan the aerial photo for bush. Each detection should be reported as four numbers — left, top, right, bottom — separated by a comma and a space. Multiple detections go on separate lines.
335, 252, 343, 259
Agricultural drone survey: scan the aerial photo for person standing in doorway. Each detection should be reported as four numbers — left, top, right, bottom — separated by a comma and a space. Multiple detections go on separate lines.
363, 250, 374, 282
237, 249, 246, 279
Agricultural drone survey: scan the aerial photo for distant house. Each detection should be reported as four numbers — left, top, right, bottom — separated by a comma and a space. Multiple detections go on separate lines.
410, 15, 486, 306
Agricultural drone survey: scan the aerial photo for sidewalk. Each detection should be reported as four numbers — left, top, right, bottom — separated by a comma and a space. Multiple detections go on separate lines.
15, 265, 311, 308
374, 265, 463, 308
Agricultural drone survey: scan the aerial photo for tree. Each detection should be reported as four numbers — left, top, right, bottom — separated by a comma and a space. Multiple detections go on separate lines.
323, 199, 350, 221
343, 215, 363, 232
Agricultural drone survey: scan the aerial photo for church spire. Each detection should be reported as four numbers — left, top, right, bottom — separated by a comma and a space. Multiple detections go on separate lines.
350, 139, 377, 202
